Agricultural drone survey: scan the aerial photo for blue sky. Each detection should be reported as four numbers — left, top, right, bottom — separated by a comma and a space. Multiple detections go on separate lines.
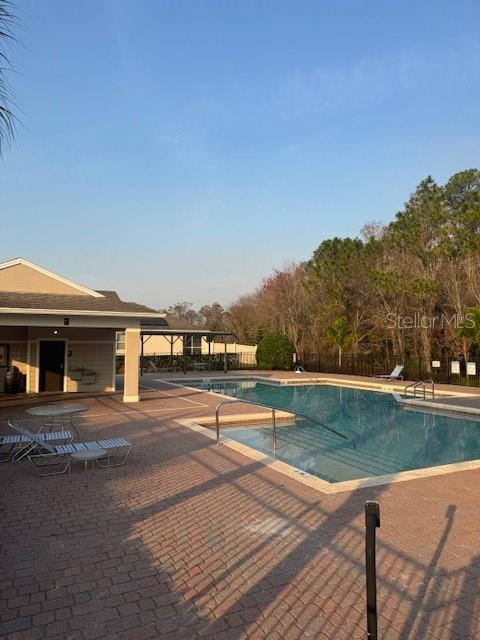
2, 0, 480, 308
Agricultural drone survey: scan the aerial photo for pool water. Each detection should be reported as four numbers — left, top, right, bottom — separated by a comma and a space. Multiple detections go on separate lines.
188, 380, 480, 483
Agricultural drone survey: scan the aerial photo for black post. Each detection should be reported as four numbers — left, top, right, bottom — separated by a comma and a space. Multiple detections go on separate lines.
140, 334, 144, 377
183, 336, 186, 375
365, 501, 380, 640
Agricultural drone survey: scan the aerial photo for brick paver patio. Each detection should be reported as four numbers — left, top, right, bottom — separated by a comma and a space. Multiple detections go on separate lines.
1, 376, 480, 639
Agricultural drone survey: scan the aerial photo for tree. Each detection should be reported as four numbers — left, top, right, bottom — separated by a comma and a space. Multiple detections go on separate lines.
198, 303, 225, 332
160, 302, 202, 329
456, 308, 480, 356
0, 1, 16, 155
306, 237, 373, 353
443, 169, 480, 214
384, 177, 447, 366
223, 294, 262, 345
225, 169, 480, 368
324, 318, 354, 366
255, 263, 311, 354
256, 332, 295, 370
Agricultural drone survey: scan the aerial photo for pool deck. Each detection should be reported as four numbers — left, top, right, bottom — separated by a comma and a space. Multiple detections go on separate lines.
1, 372, 480, 638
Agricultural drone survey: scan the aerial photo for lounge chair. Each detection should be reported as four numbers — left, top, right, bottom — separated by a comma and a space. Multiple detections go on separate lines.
376, 365, 404, 381
0, 429, 73, 463
8, 421, 132, 477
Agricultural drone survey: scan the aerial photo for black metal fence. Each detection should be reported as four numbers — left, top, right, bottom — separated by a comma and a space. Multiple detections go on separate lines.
299, 352, 480, 387
116, 352, 257, 375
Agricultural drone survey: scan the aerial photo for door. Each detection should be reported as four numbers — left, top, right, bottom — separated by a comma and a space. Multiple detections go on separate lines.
39, 341, 65, 392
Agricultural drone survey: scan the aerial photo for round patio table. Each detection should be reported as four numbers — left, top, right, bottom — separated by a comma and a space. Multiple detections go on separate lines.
68, 448, 108, 485
26, 403, 89, 437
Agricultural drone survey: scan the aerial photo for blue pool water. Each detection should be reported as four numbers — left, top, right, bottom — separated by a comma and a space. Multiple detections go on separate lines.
187, 379, 480, 483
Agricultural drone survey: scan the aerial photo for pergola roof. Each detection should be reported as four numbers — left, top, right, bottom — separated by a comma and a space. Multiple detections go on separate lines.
140, 326, 232, 338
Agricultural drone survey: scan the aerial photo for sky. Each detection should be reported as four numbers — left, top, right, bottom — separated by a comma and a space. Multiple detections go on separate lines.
1, 0, 480, 309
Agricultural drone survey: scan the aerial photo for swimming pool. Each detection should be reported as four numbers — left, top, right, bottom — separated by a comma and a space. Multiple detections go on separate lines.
187, 379, 480, 483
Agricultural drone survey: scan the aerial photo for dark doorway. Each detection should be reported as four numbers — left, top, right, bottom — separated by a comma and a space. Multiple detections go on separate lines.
39, 341, 65, 392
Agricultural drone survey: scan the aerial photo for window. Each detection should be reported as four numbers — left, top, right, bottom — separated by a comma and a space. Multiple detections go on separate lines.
183, 335, 202, 355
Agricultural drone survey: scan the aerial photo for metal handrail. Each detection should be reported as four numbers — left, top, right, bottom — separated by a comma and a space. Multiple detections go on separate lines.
215, 397, 353, 447
404, 381, 421, 397
423, 378, 435, 399
403, 379, 435, 400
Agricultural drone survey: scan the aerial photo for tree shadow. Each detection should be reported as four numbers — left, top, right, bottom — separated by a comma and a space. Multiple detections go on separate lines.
0, 405, 476, 639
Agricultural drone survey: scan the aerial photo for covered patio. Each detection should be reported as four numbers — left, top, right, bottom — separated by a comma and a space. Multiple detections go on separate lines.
0, 258, 166, 403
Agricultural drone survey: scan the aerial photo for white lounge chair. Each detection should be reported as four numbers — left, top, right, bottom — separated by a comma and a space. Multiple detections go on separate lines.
0, 429, 73, 463
376, 365, 404, 381
8, 421, 132, 477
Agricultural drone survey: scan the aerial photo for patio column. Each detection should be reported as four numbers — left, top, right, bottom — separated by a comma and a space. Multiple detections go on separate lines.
123, 327, 140, 402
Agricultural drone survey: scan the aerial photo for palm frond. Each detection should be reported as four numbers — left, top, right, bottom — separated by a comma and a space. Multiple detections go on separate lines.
0, 0, 16, 155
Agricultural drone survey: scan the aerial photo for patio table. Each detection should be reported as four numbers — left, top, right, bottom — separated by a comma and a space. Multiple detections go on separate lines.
68, 448, 108, 485
26, 403, 88, 438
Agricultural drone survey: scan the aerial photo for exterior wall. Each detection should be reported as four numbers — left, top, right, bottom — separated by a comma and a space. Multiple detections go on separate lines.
0, 326, 116, 393
0, 263, 91, 295
123, 328, 140, 402
208, 341, 257, 356
117, 333, 257, 357
0, 327, 28, 341
27, 328, 115, 341
28, 342, 37, 393
66, 342, 115, 392
0, 313, 142, 330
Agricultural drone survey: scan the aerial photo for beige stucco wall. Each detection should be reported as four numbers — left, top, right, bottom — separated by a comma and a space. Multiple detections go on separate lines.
0, 313, 141, 330
209, 341, 257, 355
123, 328, 140, 402
117, 334, 257, 357
67, 342, 115, 392
28, 342, 37, 393
27, 327, 115, 341
0, 263, 91, 295
0, 327, 116, 394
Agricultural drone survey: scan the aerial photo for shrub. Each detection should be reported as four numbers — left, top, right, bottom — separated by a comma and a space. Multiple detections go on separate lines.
256, 332, 295, 370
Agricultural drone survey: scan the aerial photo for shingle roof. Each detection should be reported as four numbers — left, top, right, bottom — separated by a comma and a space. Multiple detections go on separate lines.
0, 290, 166, 317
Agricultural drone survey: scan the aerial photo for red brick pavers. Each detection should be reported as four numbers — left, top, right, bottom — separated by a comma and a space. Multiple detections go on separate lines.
0, 381, 479, 639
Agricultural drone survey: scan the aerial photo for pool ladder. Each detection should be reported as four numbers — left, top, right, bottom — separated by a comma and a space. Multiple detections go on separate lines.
404, 379, 435, 400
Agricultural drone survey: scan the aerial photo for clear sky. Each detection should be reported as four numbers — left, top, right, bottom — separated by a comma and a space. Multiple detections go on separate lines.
1, 1, 480, 309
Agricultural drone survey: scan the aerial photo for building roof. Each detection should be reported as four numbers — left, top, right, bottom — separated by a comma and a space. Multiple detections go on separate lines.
0, 258, 166, 319
0, 290, 166, 317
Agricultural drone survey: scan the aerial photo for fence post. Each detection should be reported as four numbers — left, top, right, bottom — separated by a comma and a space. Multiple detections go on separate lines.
272, 408, 277, 457
365, 501, 380, 640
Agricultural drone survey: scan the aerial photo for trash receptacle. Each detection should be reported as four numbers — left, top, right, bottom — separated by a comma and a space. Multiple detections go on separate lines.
5, 366, 21, 394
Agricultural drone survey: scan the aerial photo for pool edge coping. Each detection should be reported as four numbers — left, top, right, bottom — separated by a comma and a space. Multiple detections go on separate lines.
164, 374, 480, 400
168, 375, 480, 494
175, 416, 480, 495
